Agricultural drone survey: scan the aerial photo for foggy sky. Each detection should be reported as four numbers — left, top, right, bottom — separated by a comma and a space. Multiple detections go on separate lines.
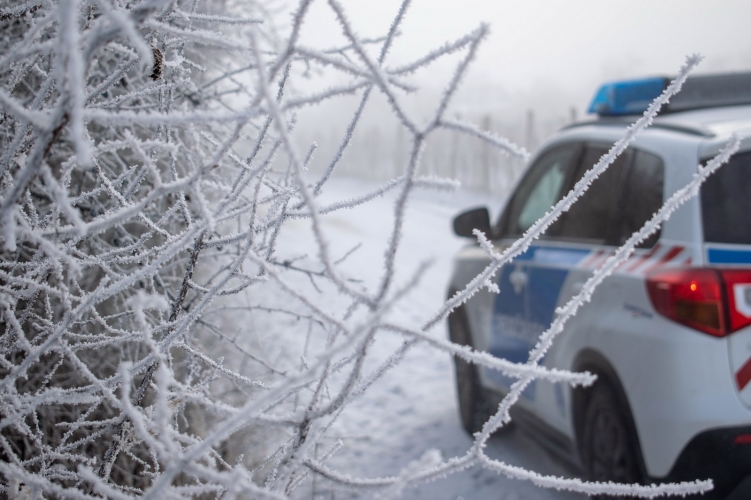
298, 0, 751, 116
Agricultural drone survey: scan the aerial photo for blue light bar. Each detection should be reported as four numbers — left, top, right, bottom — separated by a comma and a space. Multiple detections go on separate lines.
588, 77, 668, 116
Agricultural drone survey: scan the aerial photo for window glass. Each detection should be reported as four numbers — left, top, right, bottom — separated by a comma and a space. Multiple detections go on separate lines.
701, 150, 751, 245
501, 144, 580, 237
618, 150, 664, 248
518, 163, 566, 231
556, 145, 633, 245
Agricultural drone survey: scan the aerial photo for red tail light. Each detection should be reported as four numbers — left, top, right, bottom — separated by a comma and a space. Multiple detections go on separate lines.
646, 269, 725, 336
646, 268, 751, 337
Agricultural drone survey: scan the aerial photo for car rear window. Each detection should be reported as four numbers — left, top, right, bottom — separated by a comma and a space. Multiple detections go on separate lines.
556, 145, 633, 245
701, 150, 751, 245
554, 145, 663, 248
617, 150, 664, 248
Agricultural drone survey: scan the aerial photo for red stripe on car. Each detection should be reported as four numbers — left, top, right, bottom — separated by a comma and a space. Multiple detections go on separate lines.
736, 357, 751, 391
641, 246, 684, 275
581, 249, 604, 269
590, 249, 614, 269
625, 243, 662, 273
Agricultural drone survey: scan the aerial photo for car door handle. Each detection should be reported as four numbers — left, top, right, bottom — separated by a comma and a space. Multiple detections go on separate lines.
509, 267, 528, 294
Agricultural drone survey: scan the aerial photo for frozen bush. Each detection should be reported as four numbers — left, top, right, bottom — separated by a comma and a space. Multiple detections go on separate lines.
0, 0, 737, 498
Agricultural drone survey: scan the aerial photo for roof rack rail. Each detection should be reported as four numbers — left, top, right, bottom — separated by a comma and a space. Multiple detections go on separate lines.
588, 72, 751, 117
668, 72, 751, 112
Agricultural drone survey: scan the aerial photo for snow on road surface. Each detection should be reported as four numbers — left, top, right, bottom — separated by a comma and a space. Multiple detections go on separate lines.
267, 177, 586, 499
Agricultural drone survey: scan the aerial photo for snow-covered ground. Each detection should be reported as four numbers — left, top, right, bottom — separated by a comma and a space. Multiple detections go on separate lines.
263, 176, 586, 499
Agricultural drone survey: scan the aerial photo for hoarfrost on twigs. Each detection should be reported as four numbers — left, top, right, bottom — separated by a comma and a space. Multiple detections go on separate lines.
0, 0, 731, 497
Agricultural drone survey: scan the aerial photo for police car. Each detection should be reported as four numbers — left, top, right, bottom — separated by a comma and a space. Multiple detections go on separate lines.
448, 72, 751, 499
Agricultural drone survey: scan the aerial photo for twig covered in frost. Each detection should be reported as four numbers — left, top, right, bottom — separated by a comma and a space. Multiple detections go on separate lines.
0, 0, 725, 498
283, 55, 720, 498
424, 53, 703, 331
479, 133, 741, 436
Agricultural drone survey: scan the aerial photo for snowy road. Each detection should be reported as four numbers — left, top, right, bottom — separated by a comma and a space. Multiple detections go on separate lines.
273, 177, 587, 500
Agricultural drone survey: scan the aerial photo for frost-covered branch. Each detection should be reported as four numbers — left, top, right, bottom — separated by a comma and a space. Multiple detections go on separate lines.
0, 0, 725, 498
424, 54, 703, 331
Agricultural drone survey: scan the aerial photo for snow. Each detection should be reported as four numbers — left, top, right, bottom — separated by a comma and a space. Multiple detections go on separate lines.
270, 176, 585, 499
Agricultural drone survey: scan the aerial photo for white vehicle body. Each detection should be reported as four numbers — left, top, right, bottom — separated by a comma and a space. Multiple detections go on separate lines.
448, 88, 751, 499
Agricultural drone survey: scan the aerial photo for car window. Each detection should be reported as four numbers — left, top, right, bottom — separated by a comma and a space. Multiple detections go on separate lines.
500, 144, 581, 237
556, 145, 633, 245
618, 150, 664, 248
701, 150, 751, 245
518, 161, 567, 230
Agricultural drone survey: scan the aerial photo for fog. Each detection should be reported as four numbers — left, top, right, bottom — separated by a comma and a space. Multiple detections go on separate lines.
282, 0, 751, 191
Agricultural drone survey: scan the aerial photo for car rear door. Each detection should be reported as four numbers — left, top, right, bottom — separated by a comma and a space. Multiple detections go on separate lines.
522, 143, 637, 421
528, 143, 664, 430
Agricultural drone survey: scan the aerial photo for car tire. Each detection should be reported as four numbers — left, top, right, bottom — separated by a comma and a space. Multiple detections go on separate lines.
448, 307, 494, 435
583, 382, 641, 498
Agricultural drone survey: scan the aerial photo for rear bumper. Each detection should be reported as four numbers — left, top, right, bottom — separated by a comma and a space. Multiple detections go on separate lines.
656, 426, 751, 499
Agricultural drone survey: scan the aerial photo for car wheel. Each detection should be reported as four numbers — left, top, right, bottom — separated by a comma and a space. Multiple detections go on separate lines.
583, 382, 641, 498
448, 307, 493, 435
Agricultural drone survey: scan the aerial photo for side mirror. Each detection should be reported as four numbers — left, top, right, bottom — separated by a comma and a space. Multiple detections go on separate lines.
453, 207, 491, 238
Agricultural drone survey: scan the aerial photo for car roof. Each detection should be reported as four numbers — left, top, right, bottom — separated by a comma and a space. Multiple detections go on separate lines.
563, 104, 751, 139
556, 104, 751, 161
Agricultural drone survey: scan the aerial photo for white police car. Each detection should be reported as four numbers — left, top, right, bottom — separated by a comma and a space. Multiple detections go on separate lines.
448, 72, 751, 499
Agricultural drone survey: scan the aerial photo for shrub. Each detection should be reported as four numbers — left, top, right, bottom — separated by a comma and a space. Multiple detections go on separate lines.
0, 0, 735, 498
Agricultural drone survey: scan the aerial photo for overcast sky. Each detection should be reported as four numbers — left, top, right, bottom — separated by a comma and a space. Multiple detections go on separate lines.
297, 0, 751, 118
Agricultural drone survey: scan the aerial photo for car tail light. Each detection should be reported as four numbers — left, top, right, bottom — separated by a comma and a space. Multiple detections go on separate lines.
646, 269, 725, 336
646, 268, 751, 337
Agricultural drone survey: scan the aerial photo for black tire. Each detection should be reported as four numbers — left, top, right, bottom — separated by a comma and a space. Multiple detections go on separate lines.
583, 382, 641, 498
448, 307, 493, 435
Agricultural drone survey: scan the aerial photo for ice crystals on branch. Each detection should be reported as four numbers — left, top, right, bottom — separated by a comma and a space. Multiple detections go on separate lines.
0, 0, 727, 497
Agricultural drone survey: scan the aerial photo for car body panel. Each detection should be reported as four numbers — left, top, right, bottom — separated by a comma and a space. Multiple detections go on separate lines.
449, 105, 751, 482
